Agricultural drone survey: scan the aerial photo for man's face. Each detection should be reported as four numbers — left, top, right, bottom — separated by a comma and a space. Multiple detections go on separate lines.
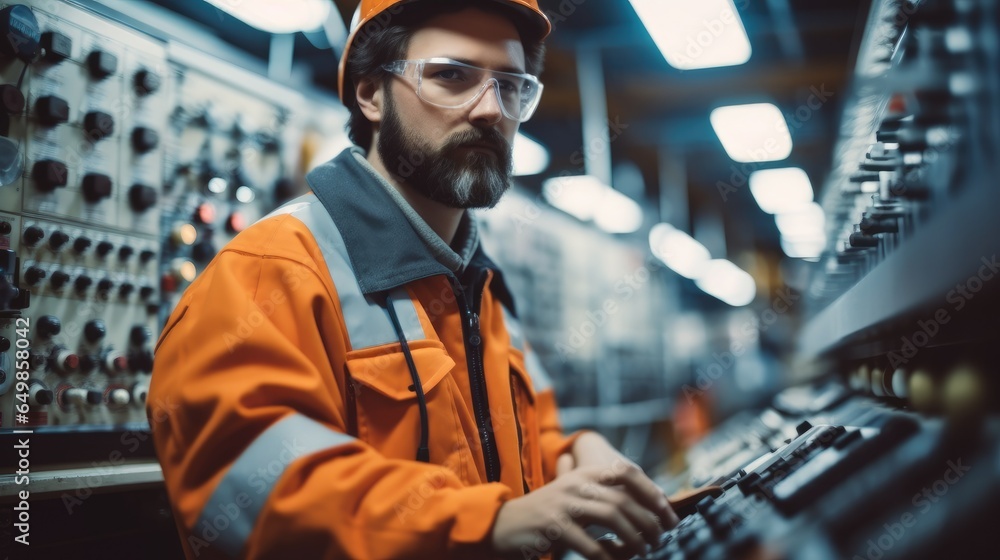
376, 8, 526, 209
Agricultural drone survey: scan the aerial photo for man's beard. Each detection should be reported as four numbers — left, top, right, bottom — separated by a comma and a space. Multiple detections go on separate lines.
377, 92, 513, 209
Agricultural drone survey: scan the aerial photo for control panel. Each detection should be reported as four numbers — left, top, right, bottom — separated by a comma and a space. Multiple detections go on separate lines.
0, 0, 349, 438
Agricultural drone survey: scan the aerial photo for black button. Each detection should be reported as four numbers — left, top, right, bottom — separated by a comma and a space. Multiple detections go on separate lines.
23, 225, 45, 246
96, 241, 114, 257
32, 160, 68, 191
86, 390, 103, 404
118, 245, 134, 261
87, 50, 117, 80
129, 184, 158, 212
74, 275, 92, 293
468, 334, 482, 346
37, 315, 61, 337
73, 237, 92, 254
83, 111, 114, 141
134, 69, 161, 96
49, 271, 69, 290
97, 278, 114, 293
84, 319, 106, 343
35, 95, 69, 126
129, 325, 151, 346
81, 173, 112, 203
131, 126, 159, 153
34, 388, 53, 405
795, 421, 813, 436
0, 221, 10, 235
48, 230, 69, 251
24, 266, 46, 285
139, 249, 156, 263
118, 283, 135, 298
40, 31, 72, 63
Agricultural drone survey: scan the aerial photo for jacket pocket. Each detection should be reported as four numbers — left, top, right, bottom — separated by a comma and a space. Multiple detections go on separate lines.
345, 340, 461, 463
509, 353, 544, 491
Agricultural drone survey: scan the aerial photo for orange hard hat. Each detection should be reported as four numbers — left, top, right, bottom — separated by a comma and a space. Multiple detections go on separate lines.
337, 0, 551, 104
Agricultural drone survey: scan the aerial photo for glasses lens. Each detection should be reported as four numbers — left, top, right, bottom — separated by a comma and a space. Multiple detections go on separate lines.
416, 61, 540, 122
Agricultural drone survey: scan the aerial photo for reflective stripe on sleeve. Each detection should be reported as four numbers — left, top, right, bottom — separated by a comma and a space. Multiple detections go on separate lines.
196, 413, 356, 558
265, 194, 424, 349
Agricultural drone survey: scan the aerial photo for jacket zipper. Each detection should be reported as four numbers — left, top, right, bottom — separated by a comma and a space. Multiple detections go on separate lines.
452, 274, 501, 483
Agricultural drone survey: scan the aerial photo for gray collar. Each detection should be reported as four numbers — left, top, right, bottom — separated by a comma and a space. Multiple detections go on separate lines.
349, 149, 479, 274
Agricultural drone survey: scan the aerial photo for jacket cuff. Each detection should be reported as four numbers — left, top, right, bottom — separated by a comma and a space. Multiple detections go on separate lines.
449, 483, 513, 557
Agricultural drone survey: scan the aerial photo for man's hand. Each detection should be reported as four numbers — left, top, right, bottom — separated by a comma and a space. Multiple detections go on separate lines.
557, 432, 638, 476
490, 463, 679, 560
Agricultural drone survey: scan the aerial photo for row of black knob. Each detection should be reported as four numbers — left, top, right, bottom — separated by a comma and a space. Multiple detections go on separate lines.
35, 316, 151, 347
35, 30, 160, 94
22, 227, 156, 260
24, 267, 155, 299
33, 97, 159, 150
32, 163, 158, 210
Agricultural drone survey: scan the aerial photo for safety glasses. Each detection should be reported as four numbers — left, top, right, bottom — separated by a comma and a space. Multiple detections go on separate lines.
381, 58, 544, 123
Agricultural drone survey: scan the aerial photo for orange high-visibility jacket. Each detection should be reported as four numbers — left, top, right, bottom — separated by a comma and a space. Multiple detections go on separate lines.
150, 148, 582, 559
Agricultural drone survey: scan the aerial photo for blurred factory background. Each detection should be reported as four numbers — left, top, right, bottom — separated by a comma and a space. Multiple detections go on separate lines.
1, 0, 999, 558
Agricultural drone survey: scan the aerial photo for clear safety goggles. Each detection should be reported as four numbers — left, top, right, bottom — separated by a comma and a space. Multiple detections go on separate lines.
382, 58, 544, 123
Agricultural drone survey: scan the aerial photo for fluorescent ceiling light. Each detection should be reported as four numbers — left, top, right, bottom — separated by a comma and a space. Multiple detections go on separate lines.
710, 103, 793, 163
774, 202, 825, 238
513, 133, 550, 176
543, 176, 643, 234
543, 175, 605, 221
629, 0, 752, 70
695, 259, 757, 306
203, 0, 330, 33
781, 236, 826, 259
748, 167, 813, 214
594, 189, 644, 234
649, 223, 711, 279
